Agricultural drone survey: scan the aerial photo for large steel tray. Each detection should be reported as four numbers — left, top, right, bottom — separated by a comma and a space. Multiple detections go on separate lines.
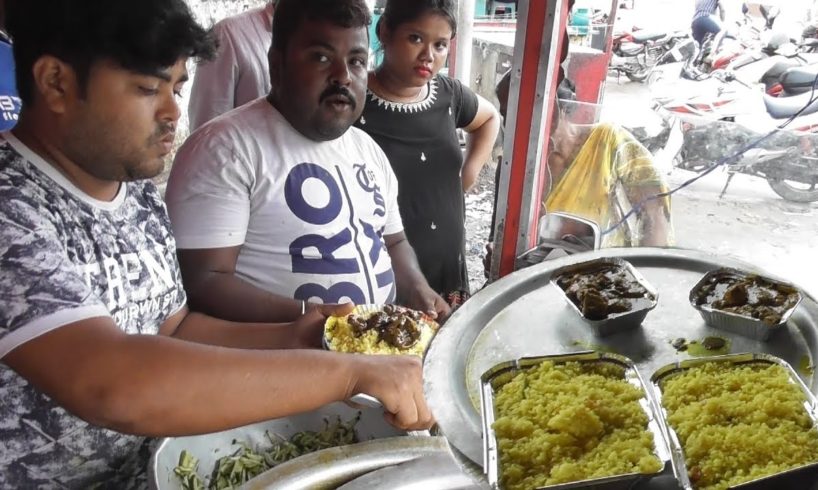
423, 248, 818, 489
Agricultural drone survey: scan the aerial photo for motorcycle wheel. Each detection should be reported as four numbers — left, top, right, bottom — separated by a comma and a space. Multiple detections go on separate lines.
767, 179, 818, 203
626, 67, 650, 83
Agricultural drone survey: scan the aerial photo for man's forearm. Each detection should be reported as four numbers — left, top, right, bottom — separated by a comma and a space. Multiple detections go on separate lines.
69, 332, 355, 436
171, 311, 313, 350
186, 272, 303, 323
387, 237, 428, 300
638, 203, 671, 247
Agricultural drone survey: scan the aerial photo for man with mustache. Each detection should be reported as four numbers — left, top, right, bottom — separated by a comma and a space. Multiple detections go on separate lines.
0, 0, 432, 486
167, 0, 450, 322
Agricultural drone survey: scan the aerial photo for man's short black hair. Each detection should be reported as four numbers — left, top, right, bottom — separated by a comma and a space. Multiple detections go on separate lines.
6, 0, 217, 105
272, 0, 371, 54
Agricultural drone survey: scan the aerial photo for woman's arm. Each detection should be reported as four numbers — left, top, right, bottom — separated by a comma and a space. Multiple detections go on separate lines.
461, 94, 501, 192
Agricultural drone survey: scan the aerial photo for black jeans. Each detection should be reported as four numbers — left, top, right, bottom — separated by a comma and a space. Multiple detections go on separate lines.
692, 15, 721, 45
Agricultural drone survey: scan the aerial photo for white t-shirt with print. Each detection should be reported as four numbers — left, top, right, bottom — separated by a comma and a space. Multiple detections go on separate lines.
166, 98, 403, 305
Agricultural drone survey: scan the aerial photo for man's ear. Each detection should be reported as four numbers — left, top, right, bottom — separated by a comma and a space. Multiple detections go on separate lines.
30, 56, 79, 115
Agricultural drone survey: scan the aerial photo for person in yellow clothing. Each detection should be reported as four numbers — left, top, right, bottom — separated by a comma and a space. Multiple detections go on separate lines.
485, 73, 673, 277
545, 117, 674, 247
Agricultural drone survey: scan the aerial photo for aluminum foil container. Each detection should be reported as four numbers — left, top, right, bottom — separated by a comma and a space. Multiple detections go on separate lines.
480, 351, 672, 490
650, 353, 818, 490
550, 258, 659, 336
689, 268, 803, 341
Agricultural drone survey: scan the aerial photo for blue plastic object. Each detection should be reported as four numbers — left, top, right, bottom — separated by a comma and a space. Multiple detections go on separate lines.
0, 35, 21, 131
570, 7, 591, 36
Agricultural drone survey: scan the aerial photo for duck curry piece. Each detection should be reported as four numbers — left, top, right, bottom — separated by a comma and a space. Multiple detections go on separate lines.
556, 263, 655, 321
346, 305, 424, 349
692, 271, 800, 325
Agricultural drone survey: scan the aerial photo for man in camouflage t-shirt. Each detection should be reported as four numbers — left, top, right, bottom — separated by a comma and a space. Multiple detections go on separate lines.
0, 0, 432, 487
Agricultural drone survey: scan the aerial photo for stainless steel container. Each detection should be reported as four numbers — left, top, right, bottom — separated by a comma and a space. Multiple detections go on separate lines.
650, 353, 818, 490
149, 402, 403, 490
550, 258, 659, 336
480, 351, 672, 490
689, 268, 803, 341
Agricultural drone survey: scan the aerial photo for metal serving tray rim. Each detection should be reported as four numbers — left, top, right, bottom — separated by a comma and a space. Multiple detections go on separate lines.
550, 257, 659, 325
688, 268, 804, 327
649, 352, 818, 490
480, 351, 672, 490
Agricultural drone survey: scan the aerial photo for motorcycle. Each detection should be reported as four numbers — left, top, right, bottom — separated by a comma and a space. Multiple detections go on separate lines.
609, 29, 691, 83
692, 7, 779, 75
650, 35, 818, 101
652, 72, 818, 202
769, 64, 818, 97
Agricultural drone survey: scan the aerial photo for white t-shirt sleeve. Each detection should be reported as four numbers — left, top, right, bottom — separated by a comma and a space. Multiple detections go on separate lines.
165, 125, 254, 249
376, 144, 404, 236
187, 21, 239, 132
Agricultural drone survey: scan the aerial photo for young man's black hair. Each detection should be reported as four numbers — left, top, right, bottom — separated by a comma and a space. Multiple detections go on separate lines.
6, 0, 217, 105
272, 0, 371, 54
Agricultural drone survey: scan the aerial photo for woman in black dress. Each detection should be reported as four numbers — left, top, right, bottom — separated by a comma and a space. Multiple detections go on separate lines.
355, 0, 500, 308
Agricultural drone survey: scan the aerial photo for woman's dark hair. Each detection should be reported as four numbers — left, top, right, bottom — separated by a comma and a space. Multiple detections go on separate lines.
272, 0, 372, 54
378, 0, 457, 41
6, 0, 217, 105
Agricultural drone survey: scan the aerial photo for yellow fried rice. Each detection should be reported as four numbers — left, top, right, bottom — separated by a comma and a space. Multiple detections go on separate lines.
324, 306, 437, 357
661, 362, 818, 490
492, 361, 663, 490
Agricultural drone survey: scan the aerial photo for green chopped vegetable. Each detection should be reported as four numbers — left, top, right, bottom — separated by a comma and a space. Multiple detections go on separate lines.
173, 450, 205, 490
173, 413, 361, 490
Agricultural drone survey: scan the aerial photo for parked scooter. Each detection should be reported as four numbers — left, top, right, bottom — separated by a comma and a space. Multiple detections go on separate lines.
650, 35, 818, 103
652, 72, 818, 202
768, 64, 818, 97
692, 7, 780, 75
609, 29, 691, 83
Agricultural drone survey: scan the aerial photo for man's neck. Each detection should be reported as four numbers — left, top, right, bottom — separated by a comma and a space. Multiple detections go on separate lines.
12, 116, 122, 202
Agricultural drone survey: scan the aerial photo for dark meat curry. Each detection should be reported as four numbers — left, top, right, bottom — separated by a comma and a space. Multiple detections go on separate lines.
692, 272, 800, 325
555, 263, 654, 320
346, 305, 424, 349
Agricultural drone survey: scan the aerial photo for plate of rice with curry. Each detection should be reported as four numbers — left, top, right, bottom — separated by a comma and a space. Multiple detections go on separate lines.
324, 304, 440, 357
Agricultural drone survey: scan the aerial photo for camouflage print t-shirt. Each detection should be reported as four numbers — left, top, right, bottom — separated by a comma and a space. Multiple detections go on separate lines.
0, 134, 187, 489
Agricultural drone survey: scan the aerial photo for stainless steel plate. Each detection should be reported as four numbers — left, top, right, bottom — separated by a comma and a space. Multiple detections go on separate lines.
423, 248, 818, 472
